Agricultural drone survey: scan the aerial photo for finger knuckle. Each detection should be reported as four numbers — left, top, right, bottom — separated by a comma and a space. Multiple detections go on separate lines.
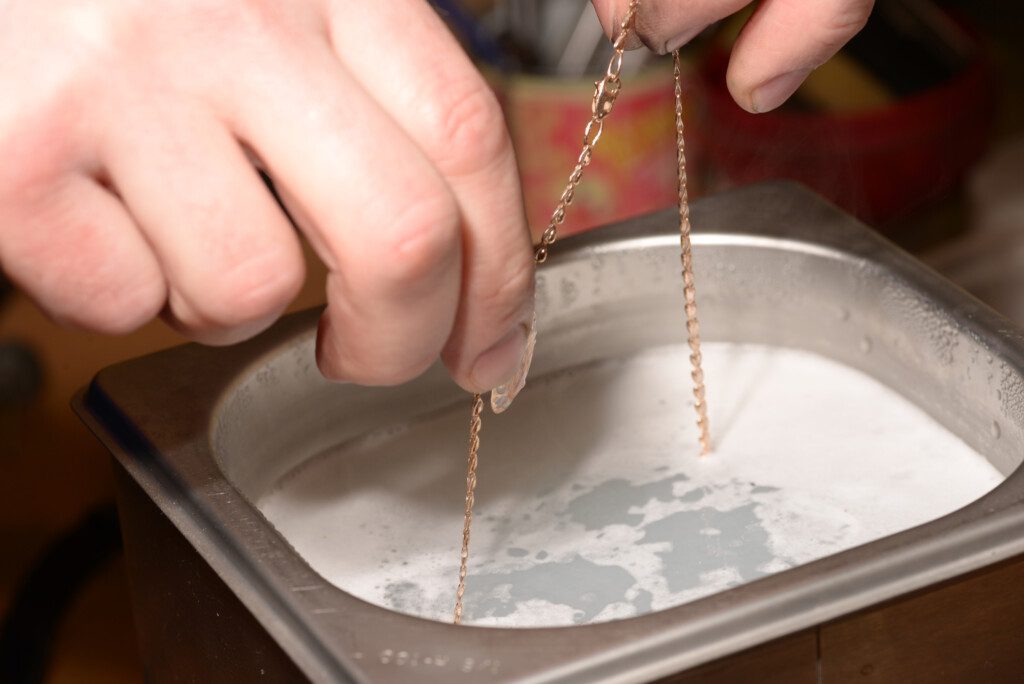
0, 214, 165, 335
80, 275, 165, 334
191, 246, 304, 326
346, 355, 434, 387
320, 334, 436, 387
479, 249, 535, 326
43, 265, 164, 335
425, 79, 512, 178
382, 187, 461, 287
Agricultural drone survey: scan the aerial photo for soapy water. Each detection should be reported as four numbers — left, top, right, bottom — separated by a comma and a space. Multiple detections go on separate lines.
258, 343, 1004, 627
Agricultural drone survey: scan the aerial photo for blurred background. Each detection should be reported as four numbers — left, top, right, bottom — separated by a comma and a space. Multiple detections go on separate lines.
1, 0, 1022, 681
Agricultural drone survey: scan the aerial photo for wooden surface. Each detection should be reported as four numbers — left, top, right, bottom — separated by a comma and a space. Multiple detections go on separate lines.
820, 555, 1024, 682
656, 553, 1024, 683
113, 464, 309, 683
43, 557, 143, 684
659, 631, 818, 683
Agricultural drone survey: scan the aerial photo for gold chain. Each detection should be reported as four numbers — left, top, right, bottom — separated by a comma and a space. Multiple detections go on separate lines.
673, 52, 712, 456
453, 393, 483, 625
453, 0, 712, 624
534, 0, 642, 264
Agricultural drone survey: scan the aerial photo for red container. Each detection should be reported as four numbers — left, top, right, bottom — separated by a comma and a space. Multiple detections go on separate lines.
691, 45, 995, 225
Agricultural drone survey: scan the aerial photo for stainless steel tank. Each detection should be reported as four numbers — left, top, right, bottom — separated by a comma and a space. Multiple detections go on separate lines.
75, 182, 1024, 682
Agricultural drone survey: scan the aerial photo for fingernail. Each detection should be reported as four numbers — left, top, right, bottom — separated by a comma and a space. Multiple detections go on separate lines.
470, 318, 529, 391
750, 69, 812, 113
664, 26, 703, 54
314, 312, 345, 381
489, 314, 537, 414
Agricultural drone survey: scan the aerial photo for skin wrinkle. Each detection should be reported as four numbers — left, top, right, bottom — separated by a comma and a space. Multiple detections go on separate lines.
633, 3, 673, 53
173, 246, 303, 329
441, 225, 535, 386
319, 270, 451, 384
247, 79, 445, 253
442, 221, 534, 390
104, 103, 286, 254
430, 86, 514, 182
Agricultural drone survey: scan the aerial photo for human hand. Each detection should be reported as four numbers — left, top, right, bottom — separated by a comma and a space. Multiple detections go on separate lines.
592, 0, 874, 113
0, 0, 535, 393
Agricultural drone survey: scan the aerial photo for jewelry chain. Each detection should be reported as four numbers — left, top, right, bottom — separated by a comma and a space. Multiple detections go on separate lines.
673, 51, 712, 455
453, 0, 641, 625
534, 0, 642, 264
454, 0, 712, 624
453, 393, 483, 625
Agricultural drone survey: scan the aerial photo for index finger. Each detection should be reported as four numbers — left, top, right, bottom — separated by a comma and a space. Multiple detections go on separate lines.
328, 0, 536, 394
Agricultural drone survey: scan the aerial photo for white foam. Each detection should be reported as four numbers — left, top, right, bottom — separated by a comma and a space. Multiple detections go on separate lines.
258, 343, 1004, 627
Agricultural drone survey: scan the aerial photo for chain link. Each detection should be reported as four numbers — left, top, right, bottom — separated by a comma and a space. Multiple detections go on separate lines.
673, 52, 712, 456
534, 0, 641, 264
452, 0, 714, 625
453, 393, 483, 625
453, 1, 642, 626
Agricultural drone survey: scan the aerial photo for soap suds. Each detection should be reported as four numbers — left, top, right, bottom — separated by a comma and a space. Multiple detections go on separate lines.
258, 343, 1005, 627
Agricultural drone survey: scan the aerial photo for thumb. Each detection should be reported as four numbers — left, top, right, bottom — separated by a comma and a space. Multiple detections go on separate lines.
591, 0, 748, 54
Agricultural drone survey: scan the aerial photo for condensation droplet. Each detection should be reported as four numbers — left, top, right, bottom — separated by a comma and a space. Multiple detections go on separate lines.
991, 420, 1002, 440
996, 389, 1003, 402
860, 336, 873, 354
837, 307, 850, 322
